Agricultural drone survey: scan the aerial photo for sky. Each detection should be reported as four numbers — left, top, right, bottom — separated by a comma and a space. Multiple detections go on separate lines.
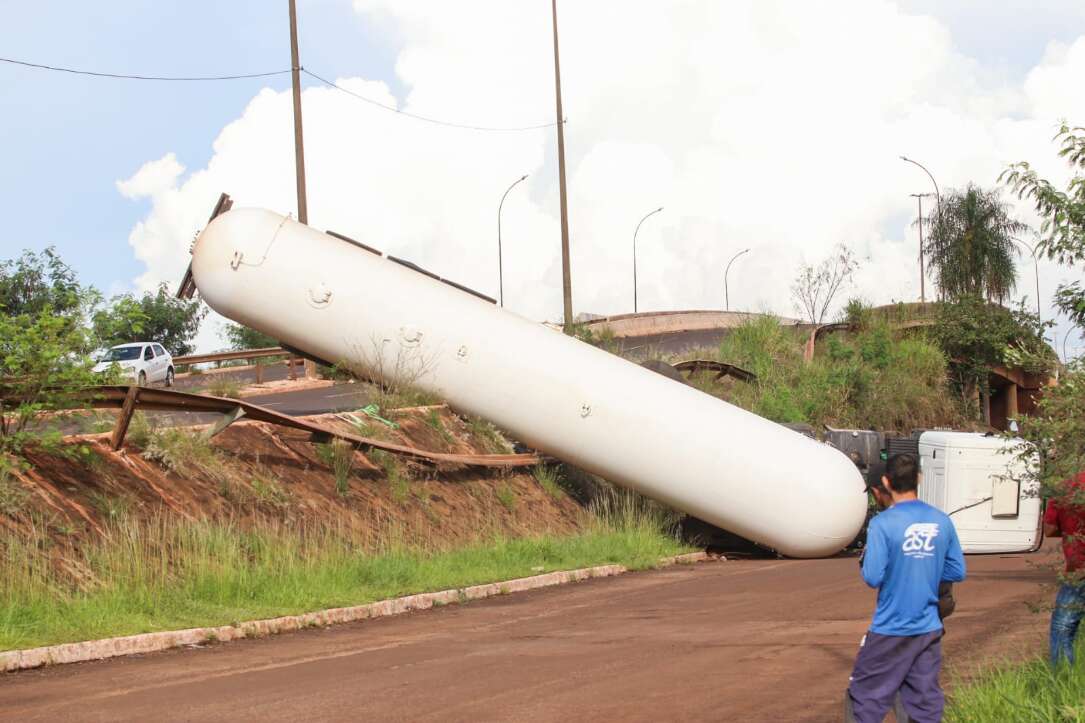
2, 0, 1085, 357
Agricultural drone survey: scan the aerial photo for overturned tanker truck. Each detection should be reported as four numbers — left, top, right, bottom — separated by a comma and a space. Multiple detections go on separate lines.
188, 207, 867, 558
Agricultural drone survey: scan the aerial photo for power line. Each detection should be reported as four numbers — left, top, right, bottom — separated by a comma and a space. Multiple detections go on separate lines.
0, 56, 291, 81
0, 54, 558, 133
302, 68, 558, 133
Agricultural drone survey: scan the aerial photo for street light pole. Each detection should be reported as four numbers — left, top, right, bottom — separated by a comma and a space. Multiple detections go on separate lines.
724, 248, 750, 311
910, 193, 932, 303
632, 207, 663, 314
900, 155, 940, 204
497, 174, 528, 308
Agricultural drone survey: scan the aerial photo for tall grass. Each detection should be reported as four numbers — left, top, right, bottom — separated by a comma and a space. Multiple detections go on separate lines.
946, 648, 1085, 722
0, 510, 687, 651
703, 315, 962, 431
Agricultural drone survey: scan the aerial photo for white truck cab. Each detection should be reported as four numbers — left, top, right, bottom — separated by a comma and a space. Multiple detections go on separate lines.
917, 431, 1040, 554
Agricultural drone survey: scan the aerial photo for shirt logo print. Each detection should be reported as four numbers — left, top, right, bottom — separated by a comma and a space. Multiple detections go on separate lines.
902, 522, 939, 558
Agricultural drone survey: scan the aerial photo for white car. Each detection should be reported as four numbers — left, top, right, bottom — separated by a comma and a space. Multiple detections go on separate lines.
93, 343, 175, 387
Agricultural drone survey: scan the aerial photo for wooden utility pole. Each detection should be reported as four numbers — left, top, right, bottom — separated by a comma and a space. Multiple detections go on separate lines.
551, 0, 574, 332
289, 0, 316, 377
289, 0, 308, 225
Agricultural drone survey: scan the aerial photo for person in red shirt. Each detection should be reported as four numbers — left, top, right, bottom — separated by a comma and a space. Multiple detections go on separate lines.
1043, 472, 1085, 665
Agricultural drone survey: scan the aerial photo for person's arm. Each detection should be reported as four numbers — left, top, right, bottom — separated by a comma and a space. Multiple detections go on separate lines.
942, 522, 966, 583
861, 520, 888, 588
1044, 499, 1062, 538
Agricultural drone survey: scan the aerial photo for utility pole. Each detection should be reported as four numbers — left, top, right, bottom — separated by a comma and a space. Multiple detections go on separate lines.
910, 193, 932, 303
289, 0, 308, 225
551, 0, 573, 332
289, 0, 315, 377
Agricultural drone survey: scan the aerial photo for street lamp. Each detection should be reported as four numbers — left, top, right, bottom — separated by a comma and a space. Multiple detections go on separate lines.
1009, 237, 1042, 323
910, 193, 933, 303
497, 174, 528, 307
632, 206, 663, 313
724, 248, 750, 311
900, 155, 941, 204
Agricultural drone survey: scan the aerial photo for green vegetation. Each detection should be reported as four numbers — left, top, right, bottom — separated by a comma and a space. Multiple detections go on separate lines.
1003, 122, 1085, 328
142, 428, 220, 476
223, 322, 277, 350
495, 483, 518, 511
91, 284, 206, 357
425, 409, 455, 447
534, 465, 564, 499
368, 448, 410, 502
466, 416, 510, 454
922, 184, 1025, 303
315, 440, 355, 497
0, 512, 687, 651
205, 376, 242, 399
945, 647, 1085, 722
699, 314, 961, 431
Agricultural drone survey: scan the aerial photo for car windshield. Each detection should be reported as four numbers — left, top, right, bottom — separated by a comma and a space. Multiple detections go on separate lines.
99, 347, 142, 362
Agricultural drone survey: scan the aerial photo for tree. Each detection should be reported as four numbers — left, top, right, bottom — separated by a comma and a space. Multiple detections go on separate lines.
0, 247, 85, 319
1002, 123, 1085, 330
92, 284, 207, 356
932, 297, 1051, 424
223, 322, 278, 350
790, 244, 858, 324
0, 309, 104, 452
922, 184, 1025, 303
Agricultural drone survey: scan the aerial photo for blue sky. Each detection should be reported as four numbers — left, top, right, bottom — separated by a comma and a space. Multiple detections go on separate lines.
3, 1, 1085, 356
1, 0, 399, 293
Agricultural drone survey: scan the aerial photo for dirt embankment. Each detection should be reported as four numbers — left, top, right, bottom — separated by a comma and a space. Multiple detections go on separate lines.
3, 406, 582, 547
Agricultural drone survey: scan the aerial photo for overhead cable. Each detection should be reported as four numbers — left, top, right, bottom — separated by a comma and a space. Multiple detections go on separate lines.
0, 56, 291, 81
1, 55, 559, 133
302, 68, 558, 133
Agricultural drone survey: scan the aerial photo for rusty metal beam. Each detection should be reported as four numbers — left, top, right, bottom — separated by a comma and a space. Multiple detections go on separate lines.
111, 385, 140, 450
673, 359, 757, 384
68, 386, 538, 469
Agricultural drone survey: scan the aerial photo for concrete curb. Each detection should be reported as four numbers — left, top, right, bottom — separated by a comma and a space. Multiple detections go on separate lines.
1, 551, 708, 673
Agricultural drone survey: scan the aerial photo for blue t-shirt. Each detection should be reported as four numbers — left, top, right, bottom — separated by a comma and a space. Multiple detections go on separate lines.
861, 499, 967, 636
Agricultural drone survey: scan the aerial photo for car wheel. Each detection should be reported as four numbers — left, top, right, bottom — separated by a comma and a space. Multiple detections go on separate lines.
137, 371, 147, 387
165, 367, 175, 387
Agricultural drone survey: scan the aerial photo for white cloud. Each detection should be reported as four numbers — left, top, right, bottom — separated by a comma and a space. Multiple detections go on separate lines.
120, 0, 1085, 356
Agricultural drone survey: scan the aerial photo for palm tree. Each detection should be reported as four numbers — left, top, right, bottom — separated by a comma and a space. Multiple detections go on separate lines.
922, 184, 1026, 303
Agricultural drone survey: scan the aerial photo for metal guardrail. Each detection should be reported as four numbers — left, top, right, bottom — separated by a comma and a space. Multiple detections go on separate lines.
70, 385, 539, 469
173, 347, 288, 367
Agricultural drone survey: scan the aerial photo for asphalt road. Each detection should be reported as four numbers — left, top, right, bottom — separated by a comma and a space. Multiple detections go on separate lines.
0, 547, 1055, 722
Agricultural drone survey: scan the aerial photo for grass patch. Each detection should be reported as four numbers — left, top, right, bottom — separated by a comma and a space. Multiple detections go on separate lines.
0, 512, 688, 651
692, 313, 964, 430
425, 409, 455, 447
206, 376, 242, 399
495, 483, 518, 511
142, 428, 220, 476
369, 448, 410, 502
315, 440, 355, 497
946, 647, 1085, 722
466, 416, 510, 454
534, 465, 564, 499
0, 457, 29, 516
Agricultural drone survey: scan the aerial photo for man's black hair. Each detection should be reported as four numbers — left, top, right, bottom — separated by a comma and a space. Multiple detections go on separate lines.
884, 453, 919, 494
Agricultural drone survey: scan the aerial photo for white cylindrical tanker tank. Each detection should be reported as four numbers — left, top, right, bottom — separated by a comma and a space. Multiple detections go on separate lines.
191, 208, 867, 558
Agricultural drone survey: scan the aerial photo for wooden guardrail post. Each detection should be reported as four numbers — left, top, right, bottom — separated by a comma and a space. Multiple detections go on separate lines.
111, 385, 140, 450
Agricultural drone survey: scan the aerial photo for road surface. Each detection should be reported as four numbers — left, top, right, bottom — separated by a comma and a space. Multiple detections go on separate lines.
0, 547, 1055, 722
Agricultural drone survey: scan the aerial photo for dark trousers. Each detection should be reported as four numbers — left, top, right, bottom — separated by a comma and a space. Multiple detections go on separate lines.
845, 630, 943, 723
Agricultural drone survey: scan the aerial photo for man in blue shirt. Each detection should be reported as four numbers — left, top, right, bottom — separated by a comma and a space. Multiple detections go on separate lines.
846, 453, 967, 723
